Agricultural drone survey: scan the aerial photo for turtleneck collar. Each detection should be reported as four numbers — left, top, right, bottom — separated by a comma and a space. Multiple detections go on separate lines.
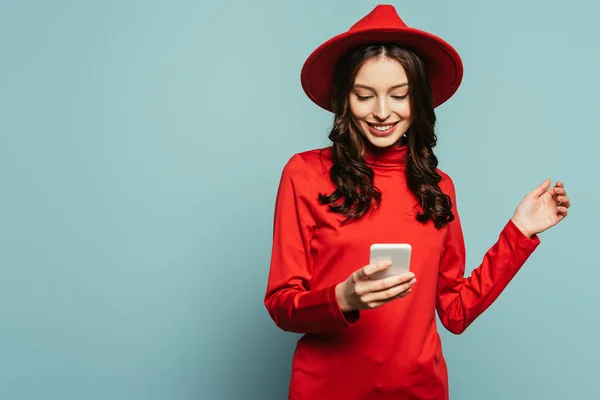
363, 142, 409, 169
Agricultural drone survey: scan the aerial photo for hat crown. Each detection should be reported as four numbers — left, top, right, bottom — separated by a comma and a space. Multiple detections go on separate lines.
349, 4, 408, 32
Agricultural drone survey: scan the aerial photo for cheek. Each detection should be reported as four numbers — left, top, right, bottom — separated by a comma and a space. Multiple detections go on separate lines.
349, 99, 370, 120
393, 102, 412, 119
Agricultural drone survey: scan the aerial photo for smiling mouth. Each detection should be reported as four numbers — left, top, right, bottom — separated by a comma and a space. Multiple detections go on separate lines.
366, 121, 400, 134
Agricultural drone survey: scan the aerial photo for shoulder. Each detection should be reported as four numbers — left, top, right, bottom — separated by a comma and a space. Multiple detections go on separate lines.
282, 146, 332, 178
295, 146, 333, 167
436, 168, 456, 195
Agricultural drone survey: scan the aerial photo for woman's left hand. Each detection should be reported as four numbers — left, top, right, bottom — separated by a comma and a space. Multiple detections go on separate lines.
511, 179, 571, 238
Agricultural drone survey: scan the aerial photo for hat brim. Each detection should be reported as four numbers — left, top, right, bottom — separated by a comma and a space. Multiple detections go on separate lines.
301, 28, 463, 112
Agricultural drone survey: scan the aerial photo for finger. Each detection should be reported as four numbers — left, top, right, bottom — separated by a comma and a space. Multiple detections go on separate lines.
557, 206, 568, 215
556, 195, 571, 208
395, 288, 412, 298
552, 187, 568, 199
556, 210, 568, 222
555, 181, 564, 188
361, 278, 417, 303
356, 261, 391, 280
533, 179, 552, 197
364, 300, 389, 309
364, 289, 412, 308
361, 271, 415, 294
366, 288, 414, 309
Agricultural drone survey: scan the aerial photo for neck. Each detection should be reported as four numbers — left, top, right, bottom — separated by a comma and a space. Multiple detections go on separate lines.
363, 138, 409, 169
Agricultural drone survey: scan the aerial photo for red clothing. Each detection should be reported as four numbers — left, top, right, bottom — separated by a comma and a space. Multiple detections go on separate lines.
264, 145, 540, 400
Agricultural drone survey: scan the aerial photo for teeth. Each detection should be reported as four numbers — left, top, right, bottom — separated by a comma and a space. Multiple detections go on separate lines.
373, 124, 394, 131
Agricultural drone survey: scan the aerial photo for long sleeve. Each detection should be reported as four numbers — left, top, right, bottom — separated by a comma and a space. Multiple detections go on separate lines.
435, 177, 541, 334
264, 154, 359, 334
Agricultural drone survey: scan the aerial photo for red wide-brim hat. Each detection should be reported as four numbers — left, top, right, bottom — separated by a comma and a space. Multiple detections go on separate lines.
301, 4, 463, 112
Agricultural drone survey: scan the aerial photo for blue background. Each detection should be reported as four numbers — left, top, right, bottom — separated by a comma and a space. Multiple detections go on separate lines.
1, 0, 598, 399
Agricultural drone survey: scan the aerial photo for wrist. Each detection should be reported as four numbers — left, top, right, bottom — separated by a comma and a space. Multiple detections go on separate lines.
511, 217, 534, 238
335, 283, 352, 312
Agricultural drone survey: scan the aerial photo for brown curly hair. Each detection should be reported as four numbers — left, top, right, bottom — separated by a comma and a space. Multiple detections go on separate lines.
318, 44, 454, 229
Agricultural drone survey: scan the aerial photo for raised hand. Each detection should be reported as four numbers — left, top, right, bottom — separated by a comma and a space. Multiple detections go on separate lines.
511, 179, 571, 238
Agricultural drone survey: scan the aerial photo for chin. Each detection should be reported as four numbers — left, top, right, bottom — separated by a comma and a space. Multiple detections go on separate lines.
365, 136, 401, 148
363, 131, 407, 148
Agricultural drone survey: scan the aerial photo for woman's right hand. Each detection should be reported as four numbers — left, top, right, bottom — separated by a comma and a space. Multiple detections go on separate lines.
335, 261, 417, 312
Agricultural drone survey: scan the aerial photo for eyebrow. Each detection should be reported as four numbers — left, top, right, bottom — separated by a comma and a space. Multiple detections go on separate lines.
353, 83, 408, 91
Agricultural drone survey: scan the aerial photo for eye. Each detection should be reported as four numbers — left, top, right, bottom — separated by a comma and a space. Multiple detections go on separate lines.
356, 94, 373, 101
392, 94, 408, 100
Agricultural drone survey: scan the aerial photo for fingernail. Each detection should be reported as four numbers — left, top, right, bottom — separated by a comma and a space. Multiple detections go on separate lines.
410, 278, 417, 284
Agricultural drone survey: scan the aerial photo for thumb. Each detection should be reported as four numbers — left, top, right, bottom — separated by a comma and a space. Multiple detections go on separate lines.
532, 179, 551, 197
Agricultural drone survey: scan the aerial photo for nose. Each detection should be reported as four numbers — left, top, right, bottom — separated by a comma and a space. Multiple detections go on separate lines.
373, 98, 391, 120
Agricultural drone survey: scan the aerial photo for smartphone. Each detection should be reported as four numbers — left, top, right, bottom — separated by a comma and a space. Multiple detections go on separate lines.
369, 243, 412, 280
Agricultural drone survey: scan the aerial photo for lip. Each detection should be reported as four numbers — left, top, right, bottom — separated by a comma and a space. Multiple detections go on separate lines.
366, 121, 399, 136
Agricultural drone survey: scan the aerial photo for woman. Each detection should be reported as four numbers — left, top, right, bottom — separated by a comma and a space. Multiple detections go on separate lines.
264, 5, 570, 400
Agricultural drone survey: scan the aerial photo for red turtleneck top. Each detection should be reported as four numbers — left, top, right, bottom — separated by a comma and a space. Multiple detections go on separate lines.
264, 144, 540, 400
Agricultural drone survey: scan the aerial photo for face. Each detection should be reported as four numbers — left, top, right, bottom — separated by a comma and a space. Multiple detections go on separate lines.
349, 56, 413, 148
